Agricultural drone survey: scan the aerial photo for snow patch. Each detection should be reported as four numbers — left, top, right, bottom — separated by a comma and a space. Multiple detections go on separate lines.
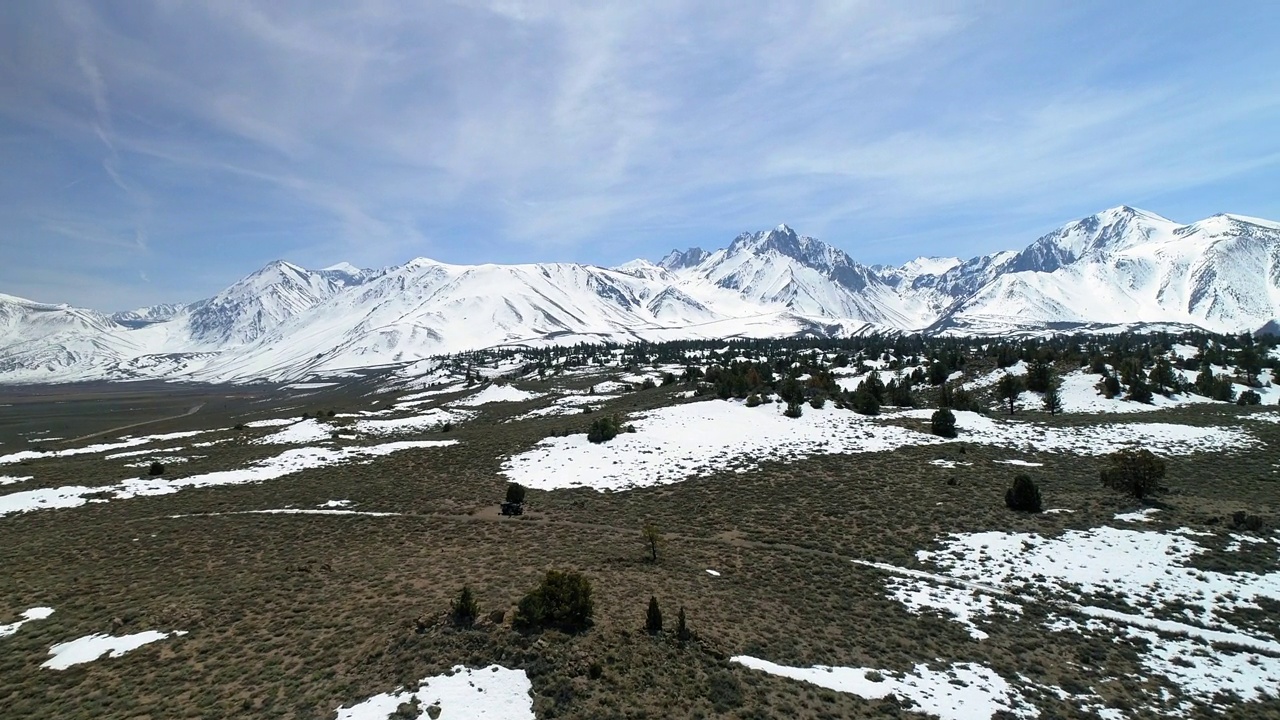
335, 664, 534, 720
0, 607, 54, 638
453, 385, 544, 406
43, 630, 187, 670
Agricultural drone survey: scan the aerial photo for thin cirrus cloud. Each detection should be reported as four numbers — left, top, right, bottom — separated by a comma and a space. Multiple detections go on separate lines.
0, 0, 1278, 311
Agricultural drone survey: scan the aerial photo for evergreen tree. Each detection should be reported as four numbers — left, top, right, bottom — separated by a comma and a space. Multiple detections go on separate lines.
1042, 377, 1063, 415
676, 606, 691, 645
930, 408, 957, 438
1101, 448, 1166, 499
851, 388, 880, 415
783, 401, 803, 418
505, 482, 527, 505
996, 373, 1023, 415
514, 570, 594, 633
646, 596, 663, 635
1004, 474, 1043, 512
1026, 357, 1053, 393
452, 586, 479, 627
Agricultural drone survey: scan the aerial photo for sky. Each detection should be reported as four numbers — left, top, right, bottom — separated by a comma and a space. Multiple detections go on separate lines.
2, 1, 1279, 311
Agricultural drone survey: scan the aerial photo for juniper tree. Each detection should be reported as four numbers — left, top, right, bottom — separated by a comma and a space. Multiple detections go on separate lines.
451, 585, 479, 627
930, 408, 957, 438
1101, 448, 1166, 499
646, 596, 663, 635
1004, 474, 1043, 513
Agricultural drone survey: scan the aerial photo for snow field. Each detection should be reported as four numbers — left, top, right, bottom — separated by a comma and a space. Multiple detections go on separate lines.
453, 384, 544, 406
0, 475, 32, 485
867, 525, 1280, 713
503, 400, 1257, 492
0, 430, 210, 466
335, 665, 534, 720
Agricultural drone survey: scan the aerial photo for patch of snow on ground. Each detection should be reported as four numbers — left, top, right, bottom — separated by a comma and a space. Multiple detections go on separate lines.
929, 460, 971, 468
0, 607, 54, 637
0, 475, 32, 485
732, 656, 1036, 720
257, 418, 333, 444
351, 408, 474, 436
505, 402, 1254, 492
896, 409, 1254, 456
503, 400, 944, 491
0, 430, 210, 465
0, 441, 454, 517
1245, 411, 1280, 424
243, 418, 298, 428
1114, 508, 1160, 522
320, 499, 350, 508
453, 385, 544, 406
994, 459, 1042, 467
106, 447, 183, 460
335, 664, 534, 720
511, 394, 620, 421
964, 361, 1027, 391
1056, 370, 1213, 414
42, 630, 186, 669
706, 569, 721, 577
123, 456, 195, 468
885, 577, 1021, 640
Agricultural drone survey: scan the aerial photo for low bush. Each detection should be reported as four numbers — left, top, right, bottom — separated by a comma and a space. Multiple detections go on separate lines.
1004, 474, 1042, 512
514, 570, 594, 633
1101, 448, 1166, 499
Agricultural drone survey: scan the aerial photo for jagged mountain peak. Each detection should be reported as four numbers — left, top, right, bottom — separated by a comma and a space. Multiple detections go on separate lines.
658, 247, 709, 272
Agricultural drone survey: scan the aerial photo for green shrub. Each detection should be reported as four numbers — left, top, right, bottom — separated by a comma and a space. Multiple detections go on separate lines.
505, 482, 527, 505
930, 408, 957, 438
1237, 389, 1261, 406
808, 394, 826, 410
514, 570, 594, 633
1101, 448, 1166, 499
783, 401, 803, 419
645, 596, 663, 635
451, 585, 479, 627
587, 415, 622, 443
676, 606, 691, 645
1004, 474, 1042, 512
148, 461, 165, 476
745, 393, 762, 408
852, 389, 880, 415
641, 377, 657, 390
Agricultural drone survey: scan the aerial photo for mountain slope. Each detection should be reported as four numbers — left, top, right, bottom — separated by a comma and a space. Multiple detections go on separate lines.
2, 207, 1279, 383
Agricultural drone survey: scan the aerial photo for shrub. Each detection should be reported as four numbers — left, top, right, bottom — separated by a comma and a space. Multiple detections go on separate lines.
646, 596, 663, 635
587, 415, 621, 443
148, 461, 165, 476
1231, 511, 1266, 532
1101, 448, 1166, 499
451, 585, 479, 627
930, 408, 957, 438
641, 377, 657, 390
514, 570, 594, 633
783, 401, 803, 419
808, 394, 826, 410
441, 421, 453, 433
1238, 390, 1261, 406
676, 606, 691, 645
505, 482, 527, 505
745, 393, 762, 408
1004, 474, 1042, 512
852, 389, 880, 416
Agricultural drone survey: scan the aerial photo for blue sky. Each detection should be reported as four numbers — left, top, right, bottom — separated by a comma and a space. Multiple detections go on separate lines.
2, 1, 1279, 311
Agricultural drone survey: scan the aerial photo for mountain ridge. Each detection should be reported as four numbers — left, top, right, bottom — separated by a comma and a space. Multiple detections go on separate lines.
2, 206, 1278, 383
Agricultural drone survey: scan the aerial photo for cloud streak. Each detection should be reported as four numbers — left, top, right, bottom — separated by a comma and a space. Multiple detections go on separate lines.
0, 0, 1278, 309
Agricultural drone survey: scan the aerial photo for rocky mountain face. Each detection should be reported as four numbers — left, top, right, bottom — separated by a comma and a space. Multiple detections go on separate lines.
2, 207, 1278, 383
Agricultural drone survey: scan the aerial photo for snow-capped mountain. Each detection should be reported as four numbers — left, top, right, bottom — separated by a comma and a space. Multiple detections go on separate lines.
1, 206, 1278, 383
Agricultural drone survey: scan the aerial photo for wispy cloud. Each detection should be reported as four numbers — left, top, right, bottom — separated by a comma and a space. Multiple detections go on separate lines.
0, 0, 1278, 309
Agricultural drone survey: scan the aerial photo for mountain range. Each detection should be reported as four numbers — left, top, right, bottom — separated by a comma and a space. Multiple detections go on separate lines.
2, 206, 1278, 384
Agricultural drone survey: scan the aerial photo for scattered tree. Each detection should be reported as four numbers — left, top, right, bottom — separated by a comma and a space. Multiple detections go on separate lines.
676, 606, 691, 645
642, 522, 661, 562
505, 482, 527, 505
930, 408, 957, 438
1237, 389, 1262, 406
1042, 377, 1063, 415
1004, 474, 1043, 512
451, 585, 479, 627
514, 570, 594, 633
148, 461, 165, 476
587, 414, 630, 443
851, 388, 880, 415
996, 373, 1023, 415
1101, 448, 1166, 499
645, 596, 663, 635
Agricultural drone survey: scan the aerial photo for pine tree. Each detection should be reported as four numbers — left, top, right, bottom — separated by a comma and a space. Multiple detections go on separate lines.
930, 408, 957, 438
451, 585, 479, 627
996, 373, 1022, 415
646, 596, 663, 635
676, 606, 691, 645
1042, 377, 1063, 415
